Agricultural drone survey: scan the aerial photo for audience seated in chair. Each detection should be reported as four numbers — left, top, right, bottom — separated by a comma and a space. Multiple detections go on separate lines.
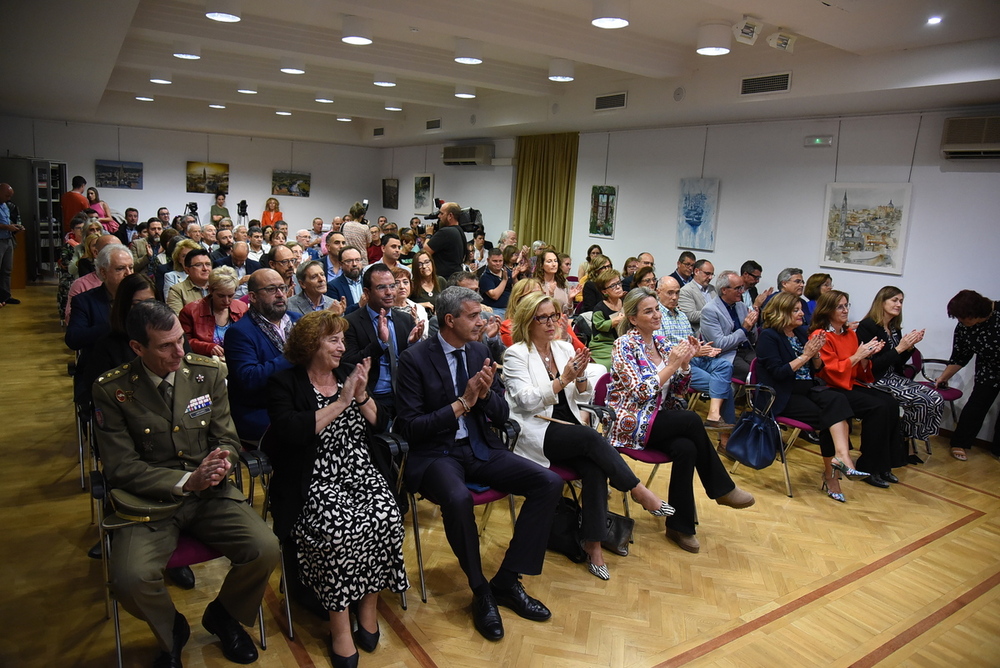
677, 259, 716, 335
700, 270, 759, 386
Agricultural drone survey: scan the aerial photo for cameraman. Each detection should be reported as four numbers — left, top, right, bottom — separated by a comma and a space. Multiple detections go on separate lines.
425, 201, 466, 279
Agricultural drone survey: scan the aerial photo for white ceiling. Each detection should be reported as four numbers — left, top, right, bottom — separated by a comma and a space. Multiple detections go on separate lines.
5, 0, 1000, 148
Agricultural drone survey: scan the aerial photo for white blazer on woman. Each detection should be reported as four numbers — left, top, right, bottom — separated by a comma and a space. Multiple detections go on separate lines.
502, 340, 594, 468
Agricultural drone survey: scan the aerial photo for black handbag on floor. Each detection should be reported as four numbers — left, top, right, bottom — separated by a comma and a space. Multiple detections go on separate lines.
601, 511, 634, 556
726, 385, 781, 470
547, 496, 587, 563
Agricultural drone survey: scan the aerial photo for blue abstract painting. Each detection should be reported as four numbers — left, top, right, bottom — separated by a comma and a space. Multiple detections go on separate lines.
676, 177, 719, 251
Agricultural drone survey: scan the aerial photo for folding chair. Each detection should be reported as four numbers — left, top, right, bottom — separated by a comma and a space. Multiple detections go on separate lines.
912, 347, 963, 456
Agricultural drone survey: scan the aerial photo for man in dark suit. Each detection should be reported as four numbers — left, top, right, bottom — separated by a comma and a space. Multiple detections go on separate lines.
327, 246, 365, 315
224, 269, 300, 441
215, 241, 261, 298
343, 263, 421, 415
668, 250, 697, 287
93, 301, 278, 668
396, 286, 563, 642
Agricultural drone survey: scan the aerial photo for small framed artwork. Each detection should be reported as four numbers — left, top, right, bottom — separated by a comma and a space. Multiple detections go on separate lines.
95, 160, 143, 189
676, 177, 719, 251
272, 170, 311, 197
589, 185, 617, 239
382, 178, 399, 209
820, 182, 912, 275
186, 161, 230, 194
414, 173, 433, 211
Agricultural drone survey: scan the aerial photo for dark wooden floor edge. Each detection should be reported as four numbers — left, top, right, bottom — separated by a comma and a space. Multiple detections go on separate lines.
848, 568, 1000, 667
378, 595, 440, 668
653, 509, 986, 667
908, 467, 1000, 501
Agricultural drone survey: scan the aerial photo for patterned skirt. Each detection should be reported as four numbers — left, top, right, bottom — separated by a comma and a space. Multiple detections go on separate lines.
873, 371, 944, 441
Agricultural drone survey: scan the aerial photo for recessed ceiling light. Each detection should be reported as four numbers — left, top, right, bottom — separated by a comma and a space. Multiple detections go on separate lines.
135, 95, 154, 102
209, 103, 226, 109
342, 15, 373, 45
280, 58, 305, 75
592, 0, 629, 29
373, 73, 396, 87
172, 42, 201, 60
455, 38, 483, 65
455, 85, 476, 99
150, 71, 173, 84
548, 58, 575, 82
384, 102, 402, 112
237, 83, 257, 94
336, 117, 352, 122
315, 94, 335, 104
205, 0, 241, 22
927, 16, 942, 25
696, 22, 732, 56
276, 110, 292, 116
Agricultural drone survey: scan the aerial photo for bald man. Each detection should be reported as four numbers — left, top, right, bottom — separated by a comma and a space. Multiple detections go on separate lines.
0, 183, 24, 305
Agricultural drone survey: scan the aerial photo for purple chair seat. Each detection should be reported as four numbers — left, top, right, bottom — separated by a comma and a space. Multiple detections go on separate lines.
616, 446, 671, 465
548, 464, 581, 482
470, 488, 508, 505
918, 381, 962, 402
166, 535, 222, 569
775, 416, 814, 432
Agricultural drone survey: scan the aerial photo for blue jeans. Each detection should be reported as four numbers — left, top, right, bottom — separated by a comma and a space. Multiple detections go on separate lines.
690, 356, 736, 423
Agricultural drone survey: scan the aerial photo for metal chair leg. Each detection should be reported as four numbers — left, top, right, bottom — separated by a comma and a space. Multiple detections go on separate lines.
507, 495, 516, 526
644, 463, 661, 489
258, 603, 266, 650
410, 493, 427, 603
112, 599, 123, 668
278, 548, 294, 640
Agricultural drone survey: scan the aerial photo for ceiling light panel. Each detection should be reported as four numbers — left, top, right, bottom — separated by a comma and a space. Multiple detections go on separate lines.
592, 0, 629, 29
342, 15, 373, 45
205, 0, 241, 23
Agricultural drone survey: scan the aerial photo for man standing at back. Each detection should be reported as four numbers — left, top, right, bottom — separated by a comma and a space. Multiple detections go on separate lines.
61, 176, 89, 231
425, 202, 466, 279
0, 183, 24, 306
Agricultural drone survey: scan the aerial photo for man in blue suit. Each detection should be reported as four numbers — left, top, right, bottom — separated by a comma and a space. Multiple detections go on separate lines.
701, 270, 759, 384
224, 268, 300, 441
396, 286, 562, 642
215, 242, 261, 299
327, 246, 365, 314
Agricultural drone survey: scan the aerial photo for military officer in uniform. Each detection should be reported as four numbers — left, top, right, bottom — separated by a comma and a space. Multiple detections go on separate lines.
92, 300, 279, 668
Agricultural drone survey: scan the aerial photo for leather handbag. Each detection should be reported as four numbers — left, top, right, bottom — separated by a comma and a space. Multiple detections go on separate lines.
601, 510, 635, 557
547, 496, 587, 563
726, 386, 781, 470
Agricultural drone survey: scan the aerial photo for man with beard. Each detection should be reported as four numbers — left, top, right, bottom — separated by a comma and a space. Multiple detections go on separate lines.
211, 229, 235, 265
115, 207, 141, 245
328, 246, 366, 314
322, 231, 346, 282
224, 268, 301, 441
130, 218, 162, 276
343, 263, 422, 415
268, 244, 298, 297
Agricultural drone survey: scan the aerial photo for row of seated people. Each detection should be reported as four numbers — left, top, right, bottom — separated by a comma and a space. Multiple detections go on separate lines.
66, 227, 997, 667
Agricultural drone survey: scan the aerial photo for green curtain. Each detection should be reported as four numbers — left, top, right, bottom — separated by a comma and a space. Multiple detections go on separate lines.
512, 132, 578, 254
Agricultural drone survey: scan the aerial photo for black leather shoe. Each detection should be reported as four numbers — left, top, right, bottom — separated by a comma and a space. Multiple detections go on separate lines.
863, 474, 890, 489
489, 579, 551, 622
4, 298, 19, 305
166, 566, 196, 590
802, 431, 821, 445
202, 600, 258, 664
327, 637, 360, 668
471, 592, 504, 641
87, 541, 102, 560
353, 621, 380, 652
881, 471, 900, 484
153, 612, 189, 668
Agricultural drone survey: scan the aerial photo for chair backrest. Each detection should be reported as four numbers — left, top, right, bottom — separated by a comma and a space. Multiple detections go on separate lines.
593, 372, 612, 406
748, 357, 758, 384
904, 346, 923, 380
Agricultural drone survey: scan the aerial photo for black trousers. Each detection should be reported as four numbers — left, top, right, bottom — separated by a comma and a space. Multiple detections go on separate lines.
951, 379, 1000, 454
645, 410, 735, 535
827, 385, 900, 473
419, 443, 563, 590
543, 422, 640, 542
779, 380, 854, 458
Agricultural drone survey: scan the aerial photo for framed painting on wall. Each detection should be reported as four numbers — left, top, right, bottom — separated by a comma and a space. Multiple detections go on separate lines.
589, 185, 617, 239
820, 182, 912, 275
382, 178, 399, 209
95, 160, 143, 189
186, 161, 229, 194
272, 170, 311, 197
676, 177, 719, 251
414, 174, 433, 211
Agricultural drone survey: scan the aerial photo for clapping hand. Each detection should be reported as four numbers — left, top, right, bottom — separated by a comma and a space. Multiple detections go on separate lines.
483, 314, 501, 339
561, 348, 590, 383
697, 339, 721, 358
900, 328, 925, 350
377, 309, 391, 343
184, 448, 232, 492
326, 296, 347, 315
753, 287, 774, 310
668, 339, 696, 368
853, 336, 884, 364
408, 319, 424, 343
742, 308, 759, 330
804, 331, 826, 358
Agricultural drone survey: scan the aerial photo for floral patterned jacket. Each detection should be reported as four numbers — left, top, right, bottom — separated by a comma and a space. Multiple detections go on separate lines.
607, 329, 691, 449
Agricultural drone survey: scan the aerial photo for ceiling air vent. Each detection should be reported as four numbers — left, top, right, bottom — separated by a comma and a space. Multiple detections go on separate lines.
442, 144, 493, 166
941, 116, 1000, 160
373, 127, 384, 137
426, 118, 442, 131
595, 92, 627, 111
740, 72, 791, 96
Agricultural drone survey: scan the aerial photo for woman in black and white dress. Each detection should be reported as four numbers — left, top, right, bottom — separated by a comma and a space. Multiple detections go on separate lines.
266, 310, 407, 668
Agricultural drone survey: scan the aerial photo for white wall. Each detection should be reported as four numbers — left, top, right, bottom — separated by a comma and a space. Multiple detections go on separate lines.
570, 110, 1000, 436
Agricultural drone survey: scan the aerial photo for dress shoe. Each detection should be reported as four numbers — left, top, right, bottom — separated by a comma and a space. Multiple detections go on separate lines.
880, 471, 900, 484
666, 527, 700, 553
646, 500, 675, 517
166, 566, 196, 590
489, 578, 551, 621
704, 419, 735, 430
863, 474, 891, 489
87, 541, 102, 560
586, 558, 610, 581
4, 298, 19, 305
353, 620, 380, 653
715, 487, 755, 509
326, 637, 360, 668
471, 592, 504, 641
153, 612, 189, 668
202, 599, 258, 664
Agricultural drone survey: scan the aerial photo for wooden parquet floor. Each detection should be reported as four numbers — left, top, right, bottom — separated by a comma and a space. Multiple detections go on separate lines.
2, 283, 999, 667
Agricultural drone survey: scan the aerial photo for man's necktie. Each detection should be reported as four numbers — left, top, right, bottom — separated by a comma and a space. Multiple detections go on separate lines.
452, 349, 489, 460
158, 378, 174, 408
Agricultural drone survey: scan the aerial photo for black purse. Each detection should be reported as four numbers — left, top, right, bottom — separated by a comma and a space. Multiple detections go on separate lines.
726, 385, 781, 470
601, 510, 635, 556
547, 496, 587, 563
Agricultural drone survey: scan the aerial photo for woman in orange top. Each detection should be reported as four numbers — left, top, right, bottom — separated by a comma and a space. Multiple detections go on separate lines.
261, 197, 283, 227
809, 290, 902, 488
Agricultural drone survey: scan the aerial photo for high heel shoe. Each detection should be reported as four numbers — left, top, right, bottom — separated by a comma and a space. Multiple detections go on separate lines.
831, 457, 869, 480
647, 500, 675, 517
586, 556, 610, 580
327, 637, 360, 668
821, 473, 846, 503
354, 622, 380, 653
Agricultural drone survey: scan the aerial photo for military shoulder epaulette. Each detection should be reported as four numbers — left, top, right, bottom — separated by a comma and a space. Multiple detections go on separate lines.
97, 362, 130, 384
184, 353, 219, 367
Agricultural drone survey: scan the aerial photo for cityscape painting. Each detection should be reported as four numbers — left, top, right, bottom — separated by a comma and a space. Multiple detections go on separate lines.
185, 161, 229, 194
676, 177, 719, 251
589, 185, 617, 239
820, 182, 912, 275
272, 170, 311, 197
95, 160, 143, 189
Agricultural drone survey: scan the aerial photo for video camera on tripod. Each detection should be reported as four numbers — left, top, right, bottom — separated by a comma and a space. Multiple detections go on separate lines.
422, 198, 483, 233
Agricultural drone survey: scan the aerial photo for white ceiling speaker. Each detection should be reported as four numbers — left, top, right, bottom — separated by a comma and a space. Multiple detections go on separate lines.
455, 38, 483, 65
732, 16, 763, 46
696, 22, 732, 56
205, 0, 241, 23
172, 41, 201, 60
237, 82, 257, 94
592, 0, 629, 29
342, 15, 373, 45
455, 85, 476, 99
373, 73, 396, 87
280, 57, 305, 74
548, 58, 575, 82
767, 31, 797, 53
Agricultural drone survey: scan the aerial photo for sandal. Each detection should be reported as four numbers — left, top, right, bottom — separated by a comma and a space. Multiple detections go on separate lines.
951, 447, 967, 461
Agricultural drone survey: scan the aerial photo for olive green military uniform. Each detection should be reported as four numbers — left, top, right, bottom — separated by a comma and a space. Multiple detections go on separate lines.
93, 353, 279, 652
